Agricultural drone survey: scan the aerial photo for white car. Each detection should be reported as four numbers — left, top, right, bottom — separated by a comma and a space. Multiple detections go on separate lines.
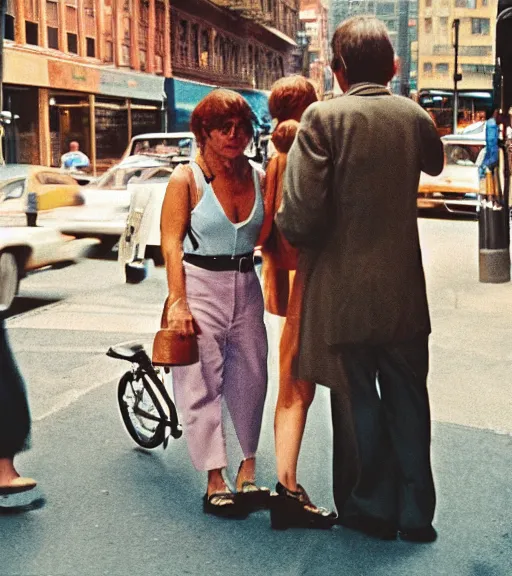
418, 133, 485, 213
122, 132, 197, 163
118, 173, 170, 282
0, 227, 99, 312
41, 156, 175, 250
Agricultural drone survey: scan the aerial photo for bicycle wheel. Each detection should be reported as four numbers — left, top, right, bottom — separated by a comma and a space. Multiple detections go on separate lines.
117, 371, 166, 449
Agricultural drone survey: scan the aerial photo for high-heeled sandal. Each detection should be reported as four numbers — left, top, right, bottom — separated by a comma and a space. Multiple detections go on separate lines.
270, 482, 337, 530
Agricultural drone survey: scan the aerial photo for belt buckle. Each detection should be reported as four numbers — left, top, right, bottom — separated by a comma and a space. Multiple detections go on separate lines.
238, 256, 252, 273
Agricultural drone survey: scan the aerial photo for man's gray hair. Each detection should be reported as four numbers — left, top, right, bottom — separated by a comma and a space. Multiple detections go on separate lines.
331, 16, 395, 86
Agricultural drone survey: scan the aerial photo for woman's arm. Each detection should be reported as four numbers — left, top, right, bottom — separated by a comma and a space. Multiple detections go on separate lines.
160, 165, 195, 336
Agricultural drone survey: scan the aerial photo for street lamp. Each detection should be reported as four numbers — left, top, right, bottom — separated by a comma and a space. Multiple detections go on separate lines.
452, 18, 462, 134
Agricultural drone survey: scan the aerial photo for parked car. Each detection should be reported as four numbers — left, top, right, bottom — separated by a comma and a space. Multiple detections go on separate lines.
0, 226, 99, 312
418, 133, 485, 213
122, 132, 197, 164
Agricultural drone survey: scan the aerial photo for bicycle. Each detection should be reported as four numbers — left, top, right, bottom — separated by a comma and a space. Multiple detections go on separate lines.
106, 341, 183, 449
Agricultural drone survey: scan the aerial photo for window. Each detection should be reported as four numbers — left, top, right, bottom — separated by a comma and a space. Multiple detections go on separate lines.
5, 14, 14, 40
86, 37, 95, 57
423, 62, 433, 73
376, 2, 395, 16
461, 63, 494, 75
67, 32, 78, 53
47, 26, 58, 49
471, 18, 490, 35
435, 63, 449, 74
425, 0, 432, 6
439, 17, 448, 34
1, 180, 25, 201
424, 18, 432, 33
455, 0, 476, 6
25, 21, 39, 45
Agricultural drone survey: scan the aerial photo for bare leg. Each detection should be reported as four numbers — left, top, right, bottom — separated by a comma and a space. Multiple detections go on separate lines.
274, 378, 315, 491
207, 469, 230, 497
235, 457, 256, 491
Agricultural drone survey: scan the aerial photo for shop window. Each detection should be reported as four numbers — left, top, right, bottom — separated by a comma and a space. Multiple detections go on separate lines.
48, 26, 58, 49
4, 15, 14, 41
25, 21, 39, 45
86, 37, 95, 57
67, 32, 78, 53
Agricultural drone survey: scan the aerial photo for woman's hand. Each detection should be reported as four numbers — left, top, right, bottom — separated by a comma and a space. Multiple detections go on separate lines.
166, 298, 196, 337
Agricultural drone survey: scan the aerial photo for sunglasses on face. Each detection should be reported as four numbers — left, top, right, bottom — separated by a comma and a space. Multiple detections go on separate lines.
217, 120, 251, 137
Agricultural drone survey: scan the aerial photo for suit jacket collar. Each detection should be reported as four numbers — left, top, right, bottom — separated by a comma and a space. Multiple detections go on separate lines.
344, 82, 392, 97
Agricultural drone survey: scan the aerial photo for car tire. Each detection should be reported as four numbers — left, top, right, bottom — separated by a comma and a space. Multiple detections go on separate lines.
0, 251, 20, 314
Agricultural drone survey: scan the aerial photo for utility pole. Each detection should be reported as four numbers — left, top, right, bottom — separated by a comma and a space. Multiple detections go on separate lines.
0, 0, 6, 165
452, 18, 461, 134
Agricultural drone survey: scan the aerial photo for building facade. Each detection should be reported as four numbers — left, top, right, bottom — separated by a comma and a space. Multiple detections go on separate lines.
416, 0, 496, 92
3, 0, 298, 169
299, 0, 331, 96
328, 0, 418, 94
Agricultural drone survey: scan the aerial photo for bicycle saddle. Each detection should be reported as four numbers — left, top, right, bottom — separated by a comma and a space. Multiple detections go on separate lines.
106, 342, 147, 362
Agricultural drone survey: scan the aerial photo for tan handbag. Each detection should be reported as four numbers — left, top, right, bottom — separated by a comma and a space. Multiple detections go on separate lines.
152, 297, 199, 366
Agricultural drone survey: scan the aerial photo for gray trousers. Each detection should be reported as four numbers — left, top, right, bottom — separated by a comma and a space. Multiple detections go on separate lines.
331, 333, 436, 530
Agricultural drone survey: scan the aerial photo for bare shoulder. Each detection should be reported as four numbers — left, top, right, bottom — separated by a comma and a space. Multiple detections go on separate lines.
168, 163, 193, 187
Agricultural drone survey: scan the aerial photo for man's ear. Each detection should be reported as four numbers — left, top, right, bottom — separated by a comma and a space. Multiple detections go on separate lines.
392, 57, 399, 79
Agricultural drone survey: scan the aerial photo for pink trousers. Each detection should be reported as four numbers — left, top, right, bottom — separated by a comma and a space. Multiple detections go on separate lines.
172, 262, 268, 471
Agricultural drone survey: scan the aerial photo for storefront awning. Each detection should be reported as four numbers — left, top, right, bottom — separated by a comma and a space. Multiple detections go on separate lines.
165, 77, 271, 133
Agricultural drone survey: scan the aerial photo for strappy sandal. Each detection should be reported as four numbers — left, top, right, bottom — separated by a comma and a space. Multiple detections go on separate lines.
203, 491, 248, 519
270, 482, 337, 530
236, 480, 272, 512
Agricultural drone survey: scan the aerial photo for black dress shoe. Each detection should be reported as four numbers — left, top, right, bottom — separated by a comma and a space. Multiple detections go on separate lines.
339, 515, 398, 540
399, 525, 437, 543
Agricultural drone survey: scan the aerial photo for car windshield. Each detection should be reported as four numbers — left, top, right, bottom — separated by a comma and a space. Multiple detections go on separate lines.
130, 137, 194, 158
444, 143, 484, 166
93, 165, 169, 190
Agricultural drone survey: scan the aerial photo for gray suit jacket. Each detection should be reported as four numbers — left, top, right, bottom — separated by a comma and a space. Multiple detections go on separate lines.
276, 83, 444, 387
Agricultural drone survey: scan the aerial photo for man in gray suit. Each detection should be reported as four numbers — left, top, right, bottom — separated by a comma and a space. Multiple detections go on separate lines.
276, 16, 444, 542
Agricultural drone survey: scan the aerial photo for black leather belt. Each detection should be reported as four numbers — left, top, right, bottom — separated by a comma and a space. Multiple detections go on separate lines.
183, 252, 256, 273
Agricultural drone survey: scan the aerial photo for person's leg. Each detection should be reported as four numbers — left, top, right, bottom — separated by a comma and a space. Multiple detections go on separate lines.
171, 265, 231, 493
377, 334, 436, 534
0, 320, 35, 490
273, 267, 315, 491
332, 344, 399, 531
222, 270, 268, 484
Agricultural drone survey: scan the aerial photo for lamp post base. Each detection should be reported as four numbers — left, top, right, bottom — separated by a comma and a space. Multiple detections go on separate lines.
479, 248, 511, 283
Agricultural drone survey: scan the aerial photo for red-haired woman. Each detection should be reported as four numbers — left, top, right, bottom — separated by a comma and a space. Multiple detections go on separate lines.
160, 89, 269, 518
260, 76, 336, 529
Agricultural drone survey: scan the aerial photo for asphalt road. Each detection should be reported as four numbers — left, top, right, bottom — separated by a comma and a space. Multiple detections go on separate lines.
0, 216, 511, 576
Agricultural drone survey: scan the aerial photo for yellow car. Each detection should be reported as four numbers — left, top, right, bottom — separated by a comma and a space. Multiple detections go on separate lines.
0, 165, 84, 226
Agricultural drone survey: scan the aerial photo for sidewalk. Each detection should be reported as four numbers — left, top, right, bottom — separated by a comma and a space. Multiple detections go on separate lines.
0, 217, 510, 576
